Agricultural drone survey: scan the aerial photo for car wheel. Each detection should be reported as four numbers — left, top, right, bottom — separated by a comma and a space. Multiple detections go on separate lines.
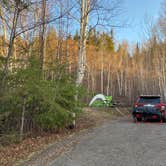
137, 118, 142, 122
161, 114, 166, 123
160, 118, 163, 123
142, 117, 146, 122
161, 117, 165, 123
133, 117, 137, 123
133, 117, 141, 123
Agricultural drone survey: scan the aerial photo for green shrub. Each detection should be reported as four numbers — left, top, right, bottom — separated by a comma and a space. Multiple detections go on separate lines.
0, 56, 84, 139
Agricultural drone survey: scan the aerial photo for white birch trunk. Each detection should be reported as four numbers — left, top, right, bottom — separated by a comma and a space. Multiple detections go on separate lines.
76, 0, 90, 86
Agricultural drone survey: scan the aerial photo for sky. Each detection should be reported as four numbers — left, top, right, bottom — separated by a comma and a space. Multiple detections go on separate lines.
115, 0, 164, 45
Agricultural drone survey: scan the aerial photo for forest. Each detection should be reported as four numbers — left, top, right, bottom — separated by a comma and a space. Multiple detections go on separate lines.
0, 0, 166, 144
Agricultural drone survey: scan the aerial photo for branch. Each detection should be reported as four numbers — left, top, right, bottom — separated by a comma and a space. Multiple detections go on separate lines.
15, 4, 75, 37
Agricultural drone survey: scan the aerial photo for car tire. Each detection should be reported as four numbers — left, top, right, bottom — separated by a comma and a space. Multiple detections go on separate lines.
142, 117, 146, 122
133, 117, 141, 123
137, 118, 142, 122
161, 113, 166, 123
133, 117, 137, 123
161, 117, 165, 123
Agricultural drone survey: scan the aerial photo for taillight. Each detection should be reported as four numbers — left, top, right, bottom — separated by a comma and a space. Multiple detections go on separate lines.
161, 106, 165, 111
136, 114, 141, 118
152, 115, 158, 119
135, 103, 144, 107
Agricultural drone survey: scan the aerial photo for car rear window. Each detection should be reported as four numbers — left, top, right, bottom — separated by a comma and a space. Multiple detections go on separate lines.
138, 97, 160, 104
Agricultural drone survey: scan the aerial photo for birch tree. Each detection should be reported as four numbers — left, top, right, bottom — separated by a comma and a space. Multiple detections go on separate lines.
76, 0, 90, 86
76, 0, 123, 86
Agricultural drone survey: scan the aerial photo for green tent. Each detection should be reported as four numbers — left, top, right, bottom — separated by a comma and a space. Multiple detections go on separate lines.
89, 94, 113, 107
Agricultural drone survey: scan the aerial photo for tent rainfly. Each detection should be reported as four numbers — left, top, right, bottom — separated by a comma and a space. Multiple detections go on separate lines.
89, 94, 113, 107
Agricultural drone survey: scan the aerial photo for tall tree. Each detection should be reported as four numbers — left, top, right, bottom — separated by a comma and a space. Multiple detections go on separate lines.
76, 0, 90, 86
39, 0, 47, 70
75, 0, 123, 86
0, 0, 29, 91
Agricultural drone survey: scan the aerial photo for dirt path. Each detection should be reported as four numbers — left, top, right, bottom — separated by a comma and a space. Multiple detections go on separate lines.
20, 116, 166, 166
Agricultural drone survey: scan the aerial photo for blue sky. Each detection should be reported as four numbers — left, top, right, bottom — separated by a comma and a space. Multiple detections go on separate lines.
115, 0, 163, 45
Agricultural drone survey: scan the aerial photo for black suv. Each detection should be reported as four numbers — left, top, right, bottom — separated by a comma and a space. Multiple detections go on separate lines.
132, 95, 166, 122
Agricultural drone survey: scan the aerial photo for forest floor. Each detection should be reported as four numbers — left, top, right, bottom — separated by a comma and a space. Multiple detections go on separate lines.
0, 107, 127, 166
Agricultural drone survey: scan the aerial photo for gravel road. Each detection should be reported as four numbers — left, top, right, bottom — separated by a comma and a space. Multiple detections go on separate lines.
21, 117, 166, 166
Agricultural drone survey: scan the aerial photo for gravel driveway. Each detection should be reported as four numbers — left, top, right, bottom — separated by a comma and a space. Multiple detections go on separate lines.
21, 117, 166, 166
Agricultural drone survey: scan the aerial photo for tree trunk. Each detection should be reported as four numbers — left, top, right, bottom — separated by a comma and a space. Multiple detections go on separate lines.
76, 0, 90, 86
0, 7, 20, 91
20, 98, 26, 142
101, 52, 104, 93
39, 0, 46, 70
116, 71, 123, 96
106, 63, 111, 95
91, 70, 95, 93
0, 6, 7, 56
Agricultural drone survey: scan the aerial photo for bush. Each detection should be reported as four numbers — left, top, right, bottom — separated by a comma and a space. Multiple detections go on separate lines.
0, 56, 83, 142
